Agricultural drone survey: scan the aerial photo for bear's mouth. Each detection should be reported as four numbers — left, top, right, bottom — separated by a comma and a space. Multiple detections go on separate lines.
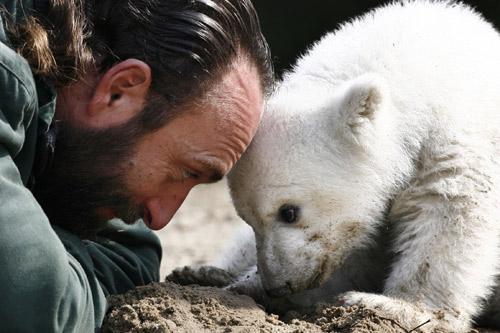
306, 258, 331, 289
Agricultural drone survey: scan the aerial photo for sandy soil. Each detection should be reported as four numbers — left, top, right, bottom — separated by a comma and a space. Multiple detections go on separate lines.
102, 281, 413, 333
103, 180, 499, 333
102, 282, 500, 333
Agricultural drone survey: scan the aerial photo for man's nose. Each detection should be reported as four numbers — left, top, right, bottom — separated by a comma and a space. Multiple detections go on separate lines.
143, 186, 192, 230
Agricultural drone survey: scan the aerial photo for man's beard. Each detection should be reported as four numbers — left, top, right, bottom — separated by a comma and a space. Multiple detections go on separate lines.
32, 120, 146, 237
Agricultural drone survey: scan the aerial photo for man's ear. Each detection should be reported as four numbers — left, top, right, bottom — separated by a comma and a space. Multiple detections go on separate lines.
335, 73, 389, 146
86, 59, 152, 128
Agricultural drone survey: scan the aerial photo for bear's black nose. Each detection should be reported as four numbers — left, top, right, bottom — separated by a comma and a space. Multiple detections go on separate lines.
265, 283, 293, 297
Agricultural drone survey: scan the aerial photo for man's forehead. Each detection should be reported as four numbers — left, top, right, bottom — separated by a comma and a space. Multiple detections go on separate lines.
185, 59, 263, 126
213, 61, 264, 134
211, 58, 263, 103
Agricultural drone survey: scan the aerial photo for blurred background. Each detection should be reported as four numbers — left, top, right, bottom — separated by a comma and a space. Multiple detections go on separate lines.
252, 0, 500, 77
159, 0, 500, 278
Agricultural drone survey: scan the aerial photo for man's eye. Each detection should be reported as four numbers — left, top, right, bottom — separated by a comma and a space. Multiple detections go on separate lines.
182, 170, 200, 179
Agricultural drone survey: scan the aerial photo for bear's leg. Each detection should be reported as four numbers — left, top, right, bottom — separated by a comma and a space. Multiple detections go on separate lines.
167, 224, 262, 291
211, 223, 258, 275
341, 140, 500, 332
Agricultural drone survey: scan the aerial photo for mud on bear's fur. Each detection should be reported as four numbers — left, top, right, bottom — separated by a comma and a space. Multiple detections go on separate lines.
169, 1, 500, 331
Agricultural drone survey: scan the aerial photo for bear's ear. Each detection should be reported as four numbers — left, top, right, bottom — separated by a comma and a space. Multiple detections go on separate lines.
336, 73, 389, 145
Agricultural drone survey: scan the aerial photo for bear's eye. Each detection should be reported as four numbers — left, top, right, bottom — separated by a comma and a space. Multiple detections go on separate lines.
278, 204, 300, 224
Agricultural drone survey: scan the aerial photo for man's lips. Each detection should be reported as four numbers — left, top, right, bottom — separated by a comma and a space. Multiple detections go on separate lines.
143, 207, 153, 227
97, 196, 184, 230
95, 205, 159, 228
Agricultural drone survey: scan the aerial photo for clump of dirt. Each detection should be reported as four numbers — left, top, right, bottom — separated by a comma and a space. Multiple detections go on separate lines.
289, 305, 410, 333
102, 282, 423, 333
102, 282, 311, 332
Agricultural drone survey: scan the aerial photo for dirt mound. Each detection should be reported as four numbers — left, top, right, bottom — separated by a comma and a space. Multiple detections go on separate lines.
102, 281, 319, 332
102, 282, 431, 333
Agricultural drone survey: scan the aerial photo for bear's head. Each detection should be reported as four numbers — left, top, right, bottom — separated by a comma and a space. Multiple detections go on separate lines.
228, 73, 411, 297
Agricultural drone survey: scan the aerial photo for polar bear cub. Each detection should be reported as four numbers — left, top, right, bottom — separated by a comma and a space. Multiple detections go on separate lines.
222, 1, 500, 332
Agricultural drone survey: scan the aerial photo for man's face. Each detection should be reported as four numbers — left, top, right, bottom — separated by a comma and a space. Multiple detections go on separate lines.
34, 60, 263, 234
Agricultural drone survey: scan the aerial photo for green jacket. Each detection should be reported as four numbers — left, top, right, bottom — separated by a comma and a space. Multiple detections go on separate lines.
0, 1, 162, 331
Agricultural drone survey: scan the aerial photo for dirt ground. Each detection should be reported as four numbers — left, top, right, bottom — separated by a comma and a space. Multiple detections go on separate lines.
103, 180, 499, 333
103, 281, 423, 333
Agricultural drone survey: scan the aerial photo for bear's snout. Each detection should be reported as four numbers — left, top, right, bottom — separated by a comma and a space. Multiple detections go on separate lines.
265, 282, 293, 298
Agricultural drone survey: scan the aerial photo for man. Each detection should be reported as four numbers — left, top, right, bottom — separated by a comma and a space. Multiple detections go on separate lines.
0, 0, 272, 331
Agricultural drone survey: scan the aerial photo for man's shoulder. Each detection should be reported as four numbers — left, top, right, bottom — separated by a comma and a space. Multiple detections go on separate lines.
0, 16, 40, 183
0, 39, 37, 106
0, 37, 37, 152
0, 1, 38, 111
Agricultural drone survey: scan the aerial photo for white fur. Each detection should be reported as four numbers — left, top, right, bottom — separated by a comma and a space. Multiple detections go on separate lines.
223, 1, 500, 331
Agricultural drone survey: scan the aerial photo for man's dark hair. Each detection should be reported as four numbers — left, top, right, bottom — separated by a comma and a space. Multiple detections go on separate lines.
10, 0, 272, 128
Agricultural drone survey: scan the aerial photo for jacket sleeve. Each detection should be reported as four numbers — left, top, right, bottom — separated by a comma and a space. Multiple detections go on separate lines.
54, 220, 162, 297
0, 145, 103, 332
0, 146, 162, 332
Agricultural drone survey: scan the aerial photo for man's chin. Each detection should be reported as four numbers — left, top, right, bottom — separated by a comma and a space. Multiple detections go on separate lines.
95, 207, 118, 221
